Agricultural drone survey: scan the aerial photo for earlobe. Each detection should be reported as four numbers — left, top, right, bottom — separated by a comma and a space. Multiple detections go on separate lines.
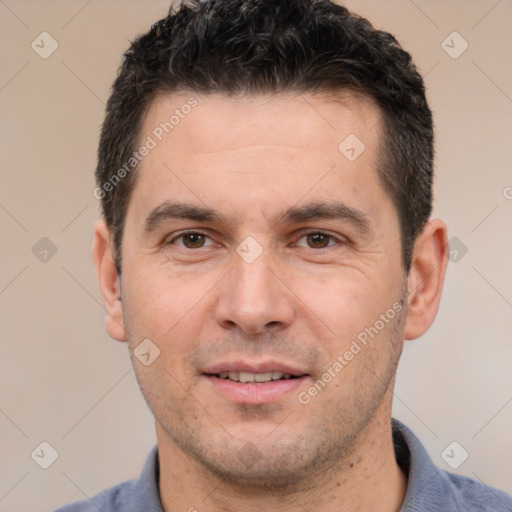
92, 219, 127, 342
403, 219, 449, 341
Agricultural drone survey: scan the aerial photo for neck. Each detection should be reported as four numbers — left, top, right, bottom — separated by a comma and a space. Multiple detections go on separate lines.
156, 413, 407, 512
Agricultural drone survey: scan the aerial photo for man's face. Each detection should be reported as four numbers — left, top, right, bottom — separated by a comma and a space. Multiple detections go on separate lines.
117, 92, 408, 485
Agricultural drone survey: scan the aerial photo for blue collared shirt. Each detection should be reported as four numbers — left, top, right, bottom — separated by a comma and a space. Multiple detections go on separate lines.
55, 419, 512, 511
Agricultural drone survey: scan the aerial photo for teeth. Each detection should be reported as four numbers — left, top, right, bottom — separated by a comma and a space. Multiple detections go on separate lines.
217, 371, 293, 383
239, 371, 254, 383
254, 372, 272, 382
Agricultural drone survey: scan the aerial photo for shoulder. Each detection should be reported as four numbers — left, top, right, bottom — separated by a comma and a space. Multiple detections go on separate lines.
53, 479, 135, 512
440, 471, 512, 511
53, 446, 162, 512
392, 419, 512, 511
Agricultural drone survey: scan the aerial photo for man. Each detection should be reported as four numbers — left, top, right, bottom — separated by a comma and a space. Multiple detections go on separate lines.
56, 0, 512, 510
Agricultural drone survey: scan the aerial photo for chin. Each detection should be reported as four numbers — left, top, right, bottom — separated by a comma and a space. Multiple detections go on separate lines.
202, 452, 312, 490
187, 430, 337, 491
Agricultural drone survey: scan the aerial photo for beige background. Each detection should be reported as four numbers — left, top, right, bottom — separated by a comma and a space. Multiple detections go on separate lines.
0, 1, 511, 510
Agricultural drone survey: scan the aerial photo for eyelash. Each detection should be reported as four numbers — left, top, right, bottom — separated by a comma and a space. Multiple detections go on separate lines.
167, 231, 217, 248
166, 230, 344, 250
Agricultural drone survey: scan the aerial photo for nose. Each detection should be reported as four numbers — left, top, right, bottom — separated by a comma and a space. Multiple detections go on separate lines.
214, 249, 295, 335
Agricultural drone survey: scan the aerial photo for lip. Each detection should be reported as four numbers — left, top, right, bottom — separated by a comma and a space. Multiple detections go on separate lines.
202, 360, 309, 404
203, 374, 309, 404
203, 360, 307, 376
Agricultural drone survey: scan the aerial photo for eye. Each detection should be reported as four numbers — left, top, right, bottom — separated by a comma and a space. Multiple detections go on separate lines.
168, 231, 215, 249
295, 232, 339, 249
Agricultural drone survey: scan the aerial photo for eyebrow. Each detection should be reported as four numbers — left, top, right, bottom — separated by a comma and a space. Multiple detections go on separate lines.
143, 201, 228, 233
277, 201, 372, 233
143, 200, 372, 234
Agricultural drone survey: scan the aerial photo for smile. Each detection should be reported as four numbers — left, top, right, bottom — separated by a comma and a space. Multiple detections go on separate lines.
215, 371, 297, 383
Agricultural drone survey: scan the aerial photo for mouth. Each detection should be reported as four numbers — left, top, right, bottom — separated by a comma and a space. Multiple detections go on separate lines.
209, 371, 300, 383
202, 362, 309, 404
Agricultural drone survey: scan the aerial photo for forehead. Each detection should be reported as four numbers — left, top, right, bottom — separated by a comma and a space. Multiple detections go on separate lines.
140, 91, 381, 155
127, 91, 389, 229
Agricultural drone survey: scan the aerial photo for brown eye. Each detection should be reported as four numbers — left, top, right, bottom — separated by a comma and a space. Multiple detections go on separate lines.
171, 232, 213, 249
182, 233, 206, 248
305, 233, 332, 249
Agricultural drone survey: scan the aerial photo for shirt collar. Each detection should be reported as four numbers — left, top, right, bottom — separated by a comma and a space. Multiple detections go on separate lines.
392, 418, 463, 511
128, 444, 163, 511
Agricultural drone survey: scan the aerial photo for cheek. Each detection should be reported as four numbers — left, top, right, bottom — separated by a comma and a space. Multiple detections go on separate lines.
122, 265, 218, 370
123, 263, 206, 332
293, 269, 393, 339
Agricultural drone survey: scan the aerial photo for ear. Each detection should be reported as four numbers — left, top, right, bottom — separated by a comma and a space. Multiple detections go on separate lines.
92, 219, 127, 342
403, 218, 449, 340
